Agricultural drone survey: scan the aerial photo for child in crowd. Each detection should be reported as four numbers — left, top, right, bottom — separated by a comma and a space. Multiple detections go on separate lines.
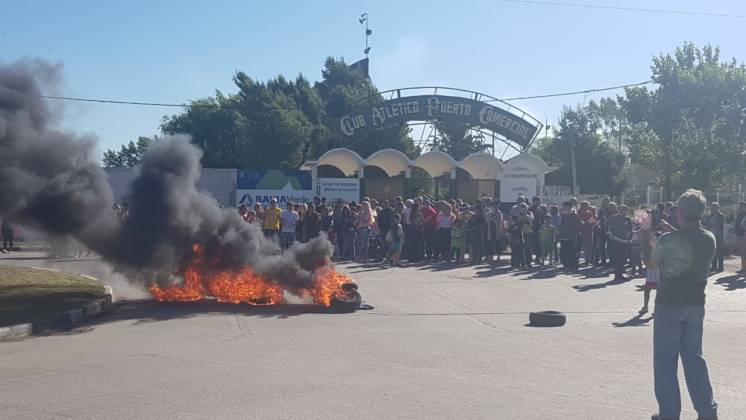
509, 215, 525, 269
629, 226, 643, 276
451, 218, 465, 263
640, 262, 658, 314
638, 209, 658, 314
578, 201, 596, 266
384, 214, 403, 267
245, 210, 256, 224
539, 214, 558, 266
464, 209, 482, 264
549, 205, 561, 229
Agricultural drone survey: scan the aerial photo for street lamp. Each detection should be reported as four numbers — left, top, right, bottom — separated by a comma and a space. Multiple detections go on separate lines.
359, 13, 372, 57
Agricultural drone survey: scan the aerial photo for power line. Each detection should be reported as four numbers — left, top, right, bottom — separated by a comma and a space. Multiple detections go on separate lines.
494, 0, 746, 18
497, 80, 653, 101
39, 79, 655, 110
38, 95, 301, 110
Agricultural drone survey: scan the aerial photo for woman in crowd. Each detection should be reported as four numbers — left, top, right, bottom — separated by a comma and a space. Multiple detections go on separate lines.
509, 214, 525, 269
464, 206, 484, 264
402, 199, 414, 260
340, 205, 357, 260
516, 203, 534, 267
303, 204, 321, 242
253, 203, 264, 224
486, 201, 503, 264
320, 206, 334, 239
595, 197, 610, 266
355, 201, 375, 262
332, 202, 346, 258
295, 203, 307, 242
435, 202, 455, 260
451, 217, 465, 263
238, 203, 250, 222
408, 202, 425, 262
702, 202, 725, 273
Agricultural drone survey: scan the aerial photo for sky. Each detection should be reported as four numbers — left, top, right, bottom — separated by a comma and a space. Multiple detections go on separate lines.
2, 0, 745, 160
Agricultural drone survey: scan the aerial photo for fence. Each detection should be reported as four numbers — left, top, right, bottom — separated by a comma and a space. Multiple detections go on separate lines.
621, 186, 744, 221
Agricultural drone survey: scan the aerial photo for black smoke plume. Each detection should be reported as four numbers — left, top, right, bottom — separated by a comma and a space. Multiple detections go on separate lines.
0, 59, 332, 292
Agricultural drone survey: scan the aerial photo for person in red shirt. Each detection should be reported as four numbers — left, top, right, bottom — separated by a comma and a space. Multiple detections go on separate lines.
578, 201, 596, 266
421, 201, 438, 260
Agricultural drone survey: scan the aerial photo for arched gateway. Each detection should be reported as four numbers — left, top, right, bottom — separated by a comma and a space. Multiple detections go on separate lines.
301, 87, 555, 203
338, 86, 543, 155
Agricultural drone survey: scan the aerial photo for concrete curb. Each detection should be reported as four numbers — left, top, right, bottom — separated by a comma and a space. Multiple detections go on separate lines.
0, 284, 114, 342
0, 323, 33, 341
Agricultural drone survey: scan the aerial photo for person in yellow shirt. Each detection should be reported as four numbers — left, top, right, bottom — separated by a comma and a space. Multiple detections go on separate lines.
262, 198, 282, 240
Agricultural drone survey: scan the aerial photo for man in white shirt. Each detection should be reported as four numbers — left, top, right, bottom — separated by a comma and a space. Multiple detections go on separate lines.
280, 202, 299, 250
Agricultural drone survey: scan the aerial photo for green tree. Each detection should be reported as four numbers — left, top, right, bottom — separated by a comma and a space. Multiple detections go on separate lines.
103, 136, 156, 167
537, 104, 628, 195
430, 122, 490, 160
315, 57, 417, 158
159, 57, 417, 169
621, 43, 746, 198
162, 77, 313, 169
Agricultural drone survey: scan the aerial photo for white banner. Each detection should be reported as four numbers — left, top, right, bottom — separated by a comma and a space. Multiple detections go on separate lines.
543, 193, 604, 206
543, 185, 571, 198
319, 178, 360, 203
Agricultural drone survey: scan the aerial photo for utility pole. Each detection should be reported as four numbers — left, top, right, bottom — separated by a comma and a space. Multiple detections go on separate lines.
570, 141, 578, 195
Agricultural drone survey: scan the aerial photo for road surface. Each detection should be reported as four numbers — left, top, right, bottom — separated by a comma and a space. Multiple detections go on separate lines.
1, 254, 745, 419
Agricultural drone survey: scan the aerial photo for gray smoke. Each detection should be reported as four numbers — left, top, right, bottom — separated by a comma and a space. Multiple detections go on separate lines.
0, 59, 332, 293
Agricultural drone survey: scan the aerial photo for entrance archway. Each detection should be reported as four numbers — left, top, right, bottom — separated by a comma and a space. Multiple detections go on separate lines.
338, 86, 543, 159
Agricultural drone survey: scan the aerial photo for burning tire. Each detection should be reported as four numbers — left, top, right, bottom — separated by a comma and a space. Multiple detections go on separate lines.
331, 286, 362, 312
528, 311, 566, 327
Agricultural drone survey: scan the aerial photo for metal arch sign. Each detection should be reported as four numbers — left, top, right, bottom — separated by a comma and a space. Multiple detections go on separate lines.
338, 95, 540, 149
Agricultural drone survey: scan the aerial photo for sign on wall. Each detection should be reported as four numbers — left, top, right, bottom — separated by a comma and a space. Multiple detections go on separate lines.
500, 178, 539, 203
236, 169, 314, 206
543, 185, 571, 198
319, 178, 360, 203
500, 165, 540, 203
338, 95, 540, 148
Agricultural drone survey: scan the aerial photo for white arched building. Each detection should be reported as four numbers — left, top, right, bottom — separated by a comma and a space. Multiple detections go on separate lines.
301, 148, 556, 203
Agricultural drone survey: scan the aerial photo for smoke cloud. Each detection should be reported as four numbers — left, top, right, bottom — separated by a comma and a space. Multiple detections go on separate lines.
0, 59, 332, 292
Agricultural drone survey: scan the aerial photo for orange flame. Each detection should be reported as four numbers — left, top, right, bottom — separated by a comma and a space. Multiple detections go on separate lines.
148, 244, 355, 307
308, 266, 355, 307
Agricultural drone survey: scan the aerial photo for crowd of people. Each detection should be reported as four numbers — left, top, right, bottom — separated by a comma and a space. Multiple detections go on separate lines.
235, 194, 739, 281
1, 191, 727, 419
237, 191, 728, 419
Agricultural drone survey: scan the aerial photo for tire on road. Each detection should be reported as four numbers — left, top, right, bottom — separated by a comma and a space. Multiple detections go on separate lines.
330, 290, 362, 313
528, 311, 566, 327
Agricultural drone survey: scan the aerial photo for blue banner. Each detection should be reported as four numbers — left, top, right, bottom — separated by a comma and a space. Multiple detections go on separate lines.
236, 169, 314, 206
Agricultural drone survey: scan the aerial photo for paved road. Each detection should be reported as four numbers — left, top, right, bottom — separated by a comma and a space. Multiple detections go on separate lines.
1, 254, 745, 419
